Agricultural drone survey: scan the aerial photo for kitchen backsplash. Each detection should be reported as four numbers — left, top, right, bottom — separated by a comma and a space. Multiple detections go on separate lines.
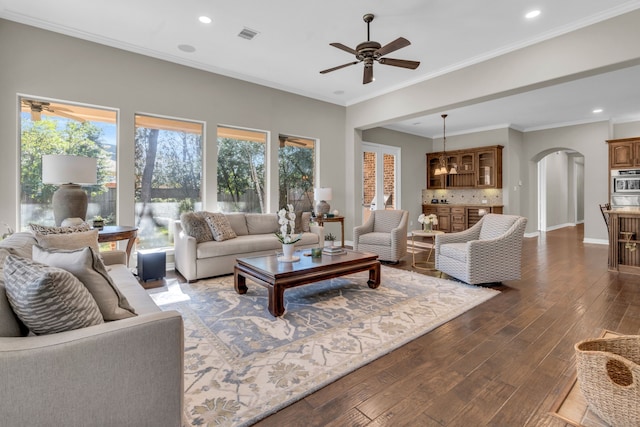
422, 188, 503, 205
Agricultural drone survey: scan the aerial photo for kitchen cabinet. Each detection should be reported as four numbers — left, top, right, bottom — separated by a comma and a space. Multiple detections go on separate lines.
607, 137, 640, 169
427, 155, 445, 189
451, 207, 465, 232
426, 145, 502, 189
422, 204, 503, 233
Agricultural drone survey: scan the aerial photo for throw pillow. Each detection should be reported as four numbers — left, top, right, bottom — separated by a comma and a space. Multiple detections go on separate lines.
29, 222, 91, 235
204, 213, 237, 242
4, 255, 104, 335
245, 214, 279, 234
32, 245, 137, 321
34, 229, 100, 252
180, 212, 214, 243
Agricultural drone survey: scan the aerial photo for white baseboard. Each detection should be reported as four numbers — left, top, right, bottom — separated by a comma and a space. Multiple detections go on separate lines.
545, 223, 575, 232
583, 238, 608, 245
524, 231, 540, 238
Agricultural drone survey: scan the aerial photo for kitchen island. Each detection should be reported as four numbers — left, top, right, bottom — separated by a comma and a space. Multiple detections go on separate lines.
608, 207, 640, 275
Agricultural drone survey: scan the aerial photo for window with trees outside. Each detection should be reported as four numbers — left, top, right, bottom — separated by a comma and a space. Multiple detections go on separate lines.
278, 135, 315, 212
134, 114, 203, 250
217, 126, 267, 213
19, 96, 117, 230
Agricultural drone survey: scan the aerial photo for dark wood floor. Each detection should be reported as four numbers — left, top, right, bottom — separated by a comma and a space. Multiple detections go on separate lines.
239, 225, 640, 426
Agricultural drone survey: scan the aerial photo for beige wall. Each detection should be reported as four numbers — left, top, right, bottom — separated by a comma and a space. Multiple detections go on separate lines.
0, 19, 345, 229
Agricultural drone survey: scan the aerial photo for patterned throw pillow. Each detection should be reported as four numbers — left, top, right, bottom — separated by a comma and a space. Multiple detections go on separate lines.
34, 229, 100, 252
4, 255, 104, 335
204, 213, 237, 242
33, 245, 137, 321
180, 212, 214, 243
29, 223, 91, 235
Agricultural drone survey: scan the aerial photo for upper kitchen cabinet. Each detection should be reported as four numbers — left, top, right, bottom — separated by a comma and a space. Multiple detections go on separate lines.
426, 145, 503, 189
427, 154, 446, 189
608, 137, 640, 169
476, 146, 503, 188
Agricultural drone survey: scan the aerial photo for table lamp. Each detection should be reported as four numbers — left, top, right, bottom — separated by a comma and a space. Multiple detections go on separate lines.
314, 187, 332, 215
42, 154, 97, 225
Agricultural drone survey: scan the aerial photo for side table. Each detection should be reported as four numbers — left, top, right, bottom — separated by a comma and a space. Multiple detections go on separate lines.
98, 226, 138, 266
411, 229, 444, 270
316, 216, 345, 248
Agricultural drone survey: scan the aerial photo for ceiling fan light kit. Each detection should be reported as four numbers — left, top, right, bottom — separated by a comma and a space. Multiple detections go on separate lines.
320, 13, 420, 84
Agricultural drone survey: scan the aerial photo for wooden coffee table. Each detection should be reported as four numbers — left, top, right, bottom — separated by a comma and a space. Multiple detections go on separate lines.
234, 249, 381, 317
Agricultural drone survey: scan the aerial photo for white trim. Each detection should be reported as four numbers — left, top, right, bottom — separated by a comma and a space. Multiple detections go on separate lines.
583, 238, 608, 245
361, 141, 402, 211
524, 231, 540, 238
545, 223, 575, 231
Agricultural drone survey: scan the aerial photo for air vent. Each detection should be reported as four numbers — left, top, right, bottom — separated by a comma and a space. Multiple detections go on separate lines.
238, 27, 259, 40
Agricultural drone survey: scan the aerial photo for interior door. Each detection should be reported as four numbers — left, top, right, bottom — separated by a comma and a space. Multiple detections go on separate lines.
362, 142, 400, 224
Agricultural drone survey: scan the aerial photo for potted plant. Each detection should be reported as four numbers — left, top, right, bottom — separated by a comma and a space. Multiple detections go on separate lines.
324, 233, 337, 247
275, 204, 302, 260
92, 215, 105, 230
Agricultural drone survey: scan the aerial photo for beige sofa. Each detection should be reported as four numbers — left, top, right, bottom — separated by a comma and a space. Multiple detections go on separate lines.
0, 232, 184, 427
174, 212, 323, 281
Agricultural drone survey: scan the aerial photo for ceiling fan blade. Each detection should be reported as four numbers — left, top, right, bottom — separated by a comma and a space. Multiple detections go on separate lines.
330, 42, 357, 55
363, 65, 374, 84
320, 61, 359, 74
375, 37, 411, 57
50, 109, 86, 122
378, 57, 420, 70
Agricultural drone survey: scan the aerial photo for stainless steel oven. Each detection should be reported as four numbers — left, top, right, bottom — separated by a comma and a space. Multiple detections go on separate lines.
611, 169, 640, 207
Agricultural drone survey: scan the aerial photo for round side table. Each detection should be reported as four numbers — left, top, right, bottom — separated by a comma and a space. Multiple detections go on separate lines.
411, 229, 445, 270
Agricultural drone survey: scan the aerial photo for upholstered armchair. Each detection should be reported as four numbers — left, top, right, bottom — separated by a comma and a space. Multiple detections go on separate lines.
353, 209, 408, 263
435, 214, 527, 285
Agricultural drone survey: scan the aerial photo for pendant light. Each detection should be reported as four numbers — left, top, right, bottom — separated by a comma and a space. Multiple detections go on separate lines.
434, 114, 457, 176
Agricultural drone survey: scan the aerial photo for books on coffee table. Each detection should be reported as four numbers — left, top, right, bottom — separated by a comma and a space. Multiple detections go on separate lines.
323, 246, 345, 256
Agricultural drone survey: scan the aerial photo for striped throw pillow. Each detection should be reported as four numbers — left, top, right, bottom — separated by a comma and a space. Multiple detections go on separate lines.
4, 255, 103, 335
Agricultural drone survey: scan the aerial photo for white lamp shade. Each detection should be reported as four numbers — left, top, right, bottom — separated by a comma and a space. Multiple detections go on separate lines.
42, 155, 97, 185
314, 187, 332, 201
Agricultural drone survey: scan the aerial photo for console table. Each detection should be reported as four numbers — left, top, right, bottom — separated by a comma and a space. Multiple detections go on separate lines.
98, 226, 138, 266
316, 216, 345, 248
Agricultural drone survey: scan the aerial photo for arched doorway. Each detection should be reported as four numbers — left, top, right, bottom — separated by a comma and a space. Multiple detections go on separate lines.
534, 148, 585, 233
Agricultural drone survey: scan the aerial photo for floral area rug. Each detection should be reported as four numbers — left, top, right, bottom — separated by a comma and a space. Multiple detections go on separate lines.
148, 266, 499, 427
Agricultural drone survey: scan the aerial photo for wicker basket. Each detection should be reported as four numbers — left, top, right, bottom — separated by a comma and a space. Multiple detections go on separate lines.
575, 335, 640, 427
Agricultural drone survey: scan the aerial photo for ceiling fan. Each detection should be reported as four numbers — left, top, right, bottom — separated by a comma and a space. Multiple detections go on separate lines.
320, 13, 420, 84
279, 135, 311, 147
21, 99, 85, 122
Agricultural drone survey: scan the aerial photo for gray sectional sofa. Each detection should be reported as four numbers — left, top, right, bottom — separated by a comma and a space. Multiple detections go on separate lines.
0, 232, 184, 427
174, 211, 323, 281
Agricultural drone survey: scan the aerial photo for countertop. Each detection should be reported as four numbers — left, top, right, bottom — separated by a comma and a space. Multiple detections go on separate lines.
607, 207, 640, 214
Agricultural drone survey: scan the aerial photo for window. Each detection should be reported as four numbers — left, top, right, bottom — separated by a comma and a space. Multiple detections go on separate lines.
217, 126, 267, 213
278, 135, 315, 211
19, 96, 117, 229
134, 114, 203, 249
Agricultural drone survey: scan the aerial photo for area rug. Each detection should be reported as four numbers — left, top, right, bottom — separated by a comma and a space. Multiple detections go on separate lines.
148, 266, 499, 427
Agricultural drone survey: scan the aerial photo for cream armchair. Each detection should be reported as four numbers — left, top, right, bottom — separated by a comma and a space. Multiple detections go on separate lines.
435, 214, 527, 285
353, 209, 408, 263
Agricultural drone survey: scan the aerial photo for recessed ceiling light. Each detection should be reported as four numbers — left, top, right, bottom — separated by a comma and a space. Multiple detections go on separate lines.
525, 10, 541, 19
178, 44, 196, 53
593, 108, 604, 114
412, 122, 422, 126
333, 90, 345, 95
198, 16, 212, 24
